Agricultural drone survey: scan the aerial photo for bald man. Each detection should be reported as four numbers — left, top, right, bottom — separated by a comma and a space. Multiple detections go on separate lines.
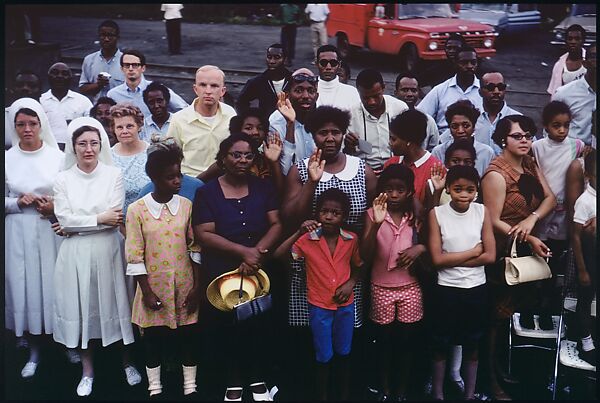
167, 65, 237, 178
40, 62, 93, 149
269, 67, 319, 174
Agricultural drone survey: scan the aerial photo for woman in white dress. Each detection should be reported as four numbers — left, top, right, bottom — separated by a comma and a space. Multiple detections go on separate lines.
109, 103, 150, 217
52, 117, 141, 396
5, 98, 64, 378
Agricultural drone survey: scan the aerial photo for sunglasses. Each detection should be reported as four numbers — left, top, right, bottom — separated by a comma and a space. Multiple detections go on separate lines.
483, 83, 507, 91
292, 74, 318, 85
507, 132, 534, 141
318, 59, 340, 68
228, 151, 255, 160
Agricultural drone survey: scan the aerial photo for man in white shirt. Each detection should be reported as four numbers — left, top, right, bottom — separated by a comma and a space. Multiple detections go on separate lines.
167, 65, 236, 179
161, 4, 184, 55
547, 24, 587, 95
269, 68, 319, 175
315, 45, 360, 111
417, 46, 483, 134
141, 82, 173, 142
40, 63, 93, 150
79, 20, 125, 103
344, 69, 408, 171
305, 4, 329, 59
552, 44, 596, 147
438, 71, 521, 155
394, 72, 441, 151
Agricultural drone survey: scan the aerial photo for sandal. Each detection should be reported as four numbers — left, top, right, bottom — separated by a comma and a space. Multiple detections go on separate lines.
224, 386, 243, 401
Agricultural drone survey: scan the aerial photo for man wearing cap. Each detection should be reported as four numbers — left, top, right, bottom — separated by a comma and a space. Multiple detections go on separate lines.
315, 45, 360, 112
40, 62, 93, 150
107, 49, 188, 118
269, 68, 319, 175
167, 65, 237, 179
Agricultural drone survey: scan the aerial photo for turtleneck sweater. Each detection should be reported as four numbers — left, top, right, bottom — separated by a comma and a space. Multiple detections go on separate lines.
316, 76, 361, 112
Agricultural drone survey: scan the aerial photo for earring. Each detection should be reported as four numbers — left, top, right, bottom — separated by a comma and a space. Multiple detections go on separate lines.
406, 142, 410, 147
501, 141, 506, 148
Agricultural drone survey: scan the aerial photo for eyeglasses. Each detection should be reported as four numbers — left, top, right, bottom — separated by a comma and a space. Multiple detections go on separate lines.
318, 59, 340, 68
228, 151, 255, 160
507, 132, 534, 141
483, 83, 507, 91
75, 141, 101, 149
292, 74, 318, 85
122, 63, 142, 69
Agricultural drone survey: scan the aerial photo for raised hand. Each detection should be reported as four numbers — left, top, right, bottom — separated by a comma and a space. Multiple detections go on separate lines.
430, 163, 446, 191
277, 92, 296, 123
264, 131, 283, 162
300, 220, 321, 234
372, 193, 388, 224
308, 148, 325, 182
343, 131, 359, 153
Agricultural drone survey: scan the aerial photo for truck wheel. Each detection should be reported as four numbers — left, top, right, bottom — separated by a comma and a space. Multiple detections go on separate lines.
399, 44, 420, 73
337, 34, 351, 59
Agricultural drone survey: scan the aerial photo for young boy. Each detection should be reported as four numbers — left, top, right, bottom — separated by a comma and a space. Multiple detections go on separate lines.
275, 188, 363, 400
572, 149, 596, 365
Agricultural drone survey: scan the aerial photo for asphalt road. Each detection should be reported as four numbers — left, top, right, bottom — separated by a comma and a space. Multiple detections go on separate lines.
30, 15, 566, 131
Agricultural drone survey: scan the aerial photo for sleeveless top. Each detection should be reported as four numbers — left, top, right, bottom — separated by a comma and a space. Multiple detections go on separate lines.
289, 154, 367, 327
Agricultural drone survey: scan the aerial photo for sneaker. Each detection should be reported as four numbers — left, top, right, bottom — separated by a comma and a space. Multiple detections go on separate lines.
124, 365, 142, 386
77, 376, 94, 396
578, 347, 596, 366
538, 314, 554, 331
518, 313, 535, 329
21, 361, 38, 378
66, 349, 81, 364
450, 378, 465, 394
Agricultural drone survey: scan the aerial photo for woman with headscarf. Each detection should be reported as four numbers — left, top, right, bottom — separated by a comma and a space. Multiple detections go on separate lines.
52, 117, 141, 397
5, 98, 64, 379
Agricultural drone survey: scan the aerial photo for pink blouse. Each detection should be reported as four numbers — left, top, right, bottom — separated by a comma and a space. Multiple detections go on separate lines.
368, 208, 418, 287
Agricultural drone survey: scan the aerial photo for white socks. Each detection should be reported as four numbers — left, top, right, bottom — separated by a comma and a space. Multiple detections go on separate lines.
581, 335, 595, 351
449, 345, 463, 381
146, 366, 162, 396
182, 365, 197, 395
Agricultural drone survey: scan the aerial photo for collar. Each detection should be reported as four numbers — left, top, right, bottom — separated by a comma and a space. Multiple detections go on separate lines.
449, 75, 480, 90
187, 99, 222, 124
126, 76, 148, 93
397, 151, 431, 168
317, 154, 360, 182
146, 113, 172, 127
318, 76, 340, 89
98, 48, 121, 62
142, 193, 180, 219
42, 89, 75, 102
308, 226, 354, 241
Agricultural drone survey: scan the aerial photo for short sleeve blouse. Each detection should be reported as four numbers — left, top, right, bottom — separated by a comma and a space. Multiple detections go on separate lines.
192, 175, 279, 281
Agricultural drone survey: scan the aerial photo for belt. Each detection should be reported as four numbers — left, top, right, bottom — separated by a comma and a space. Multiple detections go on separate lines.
70, 227, 118, 237
310, 20, 325, 24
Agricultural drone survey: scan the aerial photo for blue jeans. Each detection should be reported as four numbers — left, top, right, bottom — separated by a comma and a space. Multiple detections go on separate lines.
308, 302, 355, 363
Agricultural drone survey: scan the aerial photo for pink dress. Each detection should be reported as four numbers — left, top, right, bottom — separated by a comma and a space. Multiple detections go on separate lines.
125, 194, 199, 329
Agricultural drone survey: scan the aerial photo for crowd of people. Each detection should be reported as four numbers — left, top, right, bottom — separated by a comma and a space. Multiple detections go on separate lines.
4, 18, 597, 401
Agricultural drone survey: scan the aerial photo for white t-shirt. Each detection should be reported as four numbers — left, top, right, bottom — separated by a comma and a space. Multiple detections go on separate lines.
161, 4, 183, 20
562, 64, 587, 86
573, 184, 596, 225
434, 202, 486, 288
271, 79, 285, 94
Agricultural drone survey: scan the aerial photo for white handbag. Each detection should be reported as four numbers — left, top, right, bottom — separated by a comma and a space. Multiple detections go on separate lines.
504, 237, 552, 285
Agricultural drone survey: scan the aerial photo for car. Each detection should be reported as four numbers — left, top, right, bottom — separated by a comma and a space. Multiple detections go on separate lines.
551, 3, 596, 47
458, 4, 541, 37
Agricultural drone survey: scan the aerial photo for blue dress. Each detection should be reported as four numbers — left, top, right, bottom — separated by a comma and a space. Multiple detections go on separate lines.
192, 175, 279, 283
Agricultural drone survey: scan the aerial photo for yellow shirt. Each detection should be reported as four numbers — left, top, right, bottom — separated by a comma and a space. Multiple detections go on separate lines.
167, 99, 236, 176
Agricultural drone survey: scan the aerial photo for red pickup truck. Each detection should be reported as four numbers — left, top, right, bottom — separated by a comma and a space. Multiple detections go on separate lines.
327, 3, 497, 72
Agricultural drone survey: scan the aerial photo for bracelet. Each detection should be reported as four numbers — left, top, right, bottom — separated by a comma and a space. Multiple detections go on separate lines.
531, 211, 539, 220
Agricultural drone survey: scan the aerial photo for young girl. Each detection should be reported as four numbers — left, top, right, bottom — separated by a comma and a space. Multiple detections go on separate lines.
572, 149, 596, 365
361, 164, 426, 401
532, 101, 585, 328
275, 188, 363, 401
428, 165, 496, 400
125, 139, 200, 397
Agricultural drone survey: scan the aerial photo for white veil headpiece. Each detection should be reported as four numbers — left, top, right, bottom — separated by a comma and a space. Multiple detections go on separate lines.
62, 117, 114, 170
7, 97, 59, 150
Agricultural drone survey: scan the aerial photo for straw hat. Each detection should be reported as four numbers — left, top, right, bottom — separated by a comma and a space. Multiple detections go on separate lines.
206, 268, 270, 312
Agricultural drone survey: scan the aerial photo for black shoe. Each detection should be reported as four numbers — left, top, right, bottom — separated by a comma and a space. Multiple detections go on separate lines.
518, 313, 535, 329
376, 391, 389, 401
538, 314, 554, 331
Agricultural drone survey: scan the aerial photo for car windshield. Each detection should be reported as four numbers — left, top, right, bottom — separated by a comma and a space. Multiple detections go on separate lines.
572, 4, 596, 16
461, 4, 506, 12
397, 4, 454, 19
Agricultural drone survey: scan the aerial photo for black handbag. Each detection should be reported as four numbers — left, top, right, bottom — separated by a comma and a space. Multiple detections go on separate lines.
233, 272, 272, 322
